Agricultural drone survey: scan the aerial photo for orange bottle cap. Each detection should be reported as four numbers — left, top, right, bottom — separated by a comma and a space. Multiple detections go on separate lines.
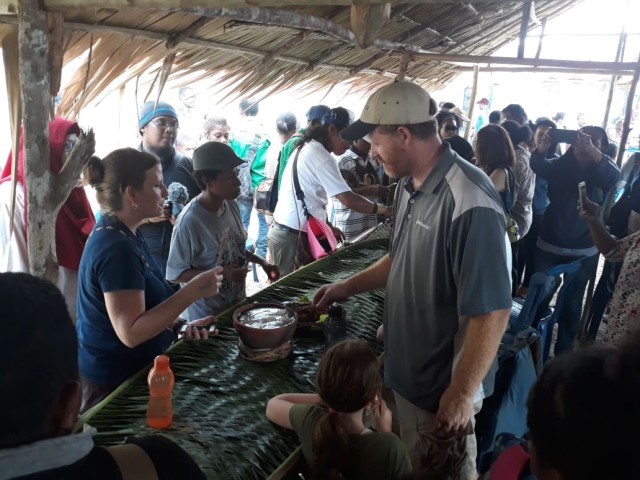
154, 355, 170, 369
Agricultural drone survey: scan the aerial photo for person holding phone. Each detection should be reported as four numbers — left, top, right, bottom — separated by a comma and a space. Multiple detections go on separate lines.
77, 149, 223, 412
167, 142, 279, 319
530, 126, 619, 354
579, 196, 640, 345
266, 339, 412, 480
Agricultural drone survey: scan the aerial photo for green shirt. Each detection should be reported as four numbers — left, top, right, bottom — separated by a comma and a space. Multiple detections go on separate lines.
276, 129, 304, 193
229, 118, 271, 189
289, 404, 412, 480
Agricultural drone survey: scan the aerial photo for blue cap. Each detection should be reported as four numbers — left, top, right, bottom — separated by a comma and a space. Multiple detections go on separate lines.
306, 104, 330, 122
139, 101, 178, 129
321, 107, 354, 127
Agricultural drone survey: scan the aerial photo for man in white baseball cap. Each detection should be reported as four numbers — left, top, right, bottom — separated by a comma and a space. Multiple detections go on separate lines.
315, 81, 512, 479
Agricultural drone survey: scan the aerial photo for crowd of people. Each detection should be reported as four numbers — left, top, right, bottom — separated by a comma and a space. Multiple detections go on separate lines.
1, 79, 639, 479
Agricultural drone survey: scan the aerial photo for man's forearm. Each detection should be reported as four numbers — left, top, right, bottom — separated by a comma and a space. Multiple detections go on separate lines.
449, 308, 510, 398
336, 191, 378, 215
343, 254, 391, 296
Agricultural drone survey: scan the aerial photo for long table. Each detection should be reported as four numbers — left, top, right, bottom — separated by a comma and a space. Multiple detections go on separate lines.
77, 234, 389, 479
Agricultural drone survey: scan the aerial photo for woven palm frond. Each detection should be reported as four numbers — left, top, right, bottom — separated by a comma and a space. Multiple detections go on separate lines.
77, 234, 390, 480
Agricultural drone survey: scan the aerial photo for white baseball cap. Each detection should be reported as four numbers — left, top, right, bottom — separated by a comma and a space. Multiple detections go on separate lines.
341, 81, 436, 141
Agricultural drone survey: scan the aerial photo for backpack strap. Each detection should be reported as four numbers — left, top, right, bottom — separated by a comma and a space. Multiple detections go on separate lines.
107, 443, 159, 480
244, 133, 263, 166
291, 145, 310, 219
504, 167, 515, 214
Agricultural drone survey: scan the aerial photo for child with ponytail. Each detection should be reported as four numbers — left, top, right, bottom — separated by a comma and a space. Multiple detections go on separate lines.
266, 339, 411, 480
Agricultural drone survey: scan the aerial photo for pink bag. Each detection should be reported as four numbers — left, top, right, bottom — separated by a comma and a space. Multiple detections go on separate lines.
307, 215, 337, 260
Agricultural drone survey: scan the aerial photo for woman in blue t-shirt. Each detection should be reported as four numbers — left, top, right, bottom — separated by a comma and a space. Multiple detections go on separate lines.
77, 148, 223, 412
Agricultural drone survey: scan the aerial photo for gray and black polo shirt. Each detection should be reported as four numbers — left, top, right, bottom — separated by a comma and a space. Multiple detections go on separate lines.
384, 144, 512, 413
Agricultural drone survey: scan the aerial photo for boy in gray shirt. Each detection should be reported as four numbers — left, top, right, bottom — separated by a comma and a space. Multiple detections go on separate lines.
167, 142, 279, 319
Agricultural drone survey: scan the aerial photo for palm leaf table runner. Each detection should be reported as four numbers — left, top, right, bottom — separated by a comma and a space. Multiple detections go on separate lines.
76, 234, 390, 479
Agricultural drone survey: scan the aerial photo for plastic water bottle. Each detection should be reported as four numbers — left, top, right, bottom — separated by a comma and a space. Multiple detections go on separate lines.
147, 355, 174, 429
324, 303, 347, 347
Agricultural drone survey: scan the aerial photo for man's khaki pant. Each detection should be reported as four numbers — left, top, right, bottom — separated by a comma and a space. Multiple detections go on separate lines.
394, 391, 482, 480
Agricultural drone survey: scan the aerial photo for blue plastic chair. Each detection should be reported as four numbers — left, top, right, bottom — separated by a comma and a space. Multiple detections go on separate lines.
507, 272, 559, 371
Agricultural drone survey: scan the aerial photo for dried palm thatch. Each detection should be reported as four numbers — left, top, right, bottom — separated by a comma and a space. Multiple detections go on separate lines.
77, 235, 390, 480
1, 0, 580, 117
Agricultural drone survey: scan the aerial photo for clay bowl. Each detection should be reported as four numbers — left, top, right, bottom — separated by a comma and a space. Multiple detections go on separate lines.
233, 303, 297, 350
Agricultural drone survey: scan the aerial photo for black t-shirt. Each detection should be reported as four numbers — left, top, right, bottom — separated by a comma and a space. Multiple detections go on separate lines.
14, 435, 206, 480
137, 149, 201, 274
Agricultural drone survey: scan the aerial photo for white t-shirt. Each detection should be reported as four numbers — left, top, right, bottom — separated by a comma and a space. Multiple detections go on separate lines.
273, 140, 350, 232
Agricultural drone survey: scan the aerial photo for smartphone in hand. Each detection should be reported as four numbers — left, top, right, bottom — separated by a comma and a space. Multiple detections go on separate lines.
578, 181, 587, 210
179, 324, 216, 335
550, 128, 579, 144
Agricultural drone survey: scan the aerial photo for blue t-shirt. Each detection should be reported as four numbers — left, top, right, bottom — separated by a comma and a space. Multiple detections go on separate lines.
77, 214, 176, 386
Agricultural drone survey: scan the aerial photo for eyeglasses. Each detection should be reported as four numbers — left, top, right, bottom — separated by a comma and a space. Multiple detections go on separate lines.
444, 126, 458, 132
150, 119, 180, 130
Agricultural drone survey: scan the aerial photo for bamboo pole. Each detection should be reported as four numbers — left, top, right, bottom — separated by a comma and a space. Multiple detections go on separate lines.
517, 0, 532, 59
464, 65, 479, 141
535, 17, 547, 59
454, 66, 635, 75
410, 51, 640, 71
616, 58, 640, 167
603, 23, 627, 129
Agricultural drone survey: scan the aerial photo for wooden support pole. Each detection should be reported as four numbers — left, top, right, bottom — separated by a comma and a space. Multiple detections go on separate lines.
535, 16, 546, 59
517, 0, 532, 59
616, 62, 640, 167
350, 3, 390, 49
396, 48, 411, 81
18, 0, 95, 280
18, 0, 56, 280
602, 30, 627, 129
464, 65, 479, 141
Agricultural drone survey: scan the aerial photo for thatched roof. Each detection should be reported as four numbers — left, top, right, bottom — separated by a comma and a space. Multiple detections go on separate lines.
1, 1, 581, 116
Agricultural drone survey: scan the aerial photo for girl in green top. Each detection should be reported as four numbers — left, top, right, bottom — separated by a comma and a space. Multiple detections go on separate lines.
266, 339, 412, 480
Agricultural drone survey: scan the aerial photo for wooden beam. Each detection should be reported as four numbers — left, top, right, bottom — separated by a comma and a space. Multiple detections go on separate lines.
306, 43, 346, 72
0, 16, 390, 77
47, 12, 63, 96
350, 50, 386, 75
262, 30, 309, 64
165, 16, 211, 49
517, 0, 532, 59
175, 6, 417, 52
1, 0, 560, 11
411, 51, 640, 71
454, 66, 635, 76
350, 3, 390, 49
464, 65, 479, 141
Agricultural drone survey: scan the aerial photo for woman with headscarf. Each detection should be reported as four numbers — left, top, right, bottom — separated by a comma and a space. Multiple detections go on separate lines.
0, 117, 96, 322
